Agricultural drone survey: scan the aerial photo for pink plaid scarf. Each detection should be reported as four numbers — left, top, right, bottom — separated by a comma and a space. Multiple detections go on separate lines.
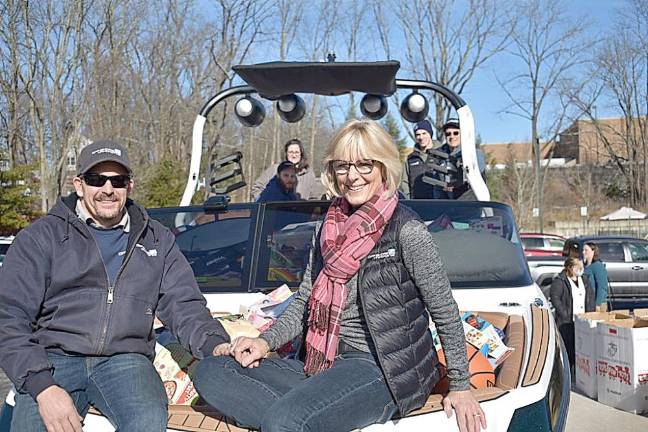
304, 185, 398, 375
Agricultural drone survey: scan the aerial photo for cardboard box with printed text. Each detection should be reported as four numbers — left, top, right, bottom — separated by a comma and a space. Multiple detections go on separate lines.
596, 318, 648, 414
574, 312, 630, 398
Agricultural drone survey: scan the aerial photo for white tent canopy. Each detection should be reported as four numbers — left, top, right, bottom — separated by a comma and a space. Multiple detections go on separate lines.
600, 206, 647, 221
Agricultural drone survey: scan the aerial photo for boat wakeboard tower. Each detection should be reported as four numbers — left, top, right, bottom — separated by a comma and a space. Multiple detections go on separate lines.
181, 60, 489, 206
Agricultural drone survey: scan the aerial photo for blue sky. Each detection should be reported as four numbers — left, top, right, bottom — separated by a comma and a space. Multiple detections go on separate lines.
231, 0, 632, 146
462, 0, 622, 144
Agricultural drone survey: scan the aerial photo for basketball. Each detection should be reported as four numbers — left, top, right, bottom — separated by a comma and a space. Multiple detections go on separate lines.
432, 343, 496, 394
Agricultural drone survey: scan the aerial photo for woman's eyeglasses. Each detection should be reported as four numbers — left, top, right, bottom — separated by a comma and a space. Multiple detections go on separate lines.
82, 173, 131, 188
445, 131, 460, 137
330, 159, 376, 175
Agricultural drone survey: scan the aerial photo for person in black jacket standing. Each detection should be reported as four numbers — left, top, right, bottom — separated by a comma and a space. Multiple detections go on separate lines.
194, 119, 485, 432
399, 120, 439, 199
0, 140, 231, 432
432, 120, 487, 200
550, 257, 595, 369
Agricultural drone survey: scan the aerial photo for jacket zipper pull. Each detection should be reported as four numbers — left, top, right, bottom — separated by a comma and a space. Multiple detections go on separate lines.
107, 286, 114, 304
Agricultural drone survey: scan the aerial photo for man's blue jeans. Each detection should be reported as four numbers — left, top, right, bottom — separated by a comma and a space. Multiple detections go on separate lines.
12, 352, 167, 432
193, 352, 398, 432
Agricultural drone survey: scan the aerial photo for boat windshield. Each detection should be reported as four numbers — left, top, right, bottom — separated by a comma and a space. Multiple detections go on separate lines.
149, 200, 532, 293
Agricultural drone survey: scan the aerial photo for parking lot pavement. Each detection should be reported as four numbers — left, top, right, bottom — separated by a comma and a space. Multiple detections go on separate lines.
567, 391, 648, 432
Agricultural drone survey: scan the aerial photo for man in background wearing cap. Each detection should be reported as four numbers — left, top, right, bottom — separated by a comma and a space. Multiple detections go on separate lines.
0, 140, 231, 431
399, 119, 440, 199
256, 161, 299, 202
433, 120, 487, 199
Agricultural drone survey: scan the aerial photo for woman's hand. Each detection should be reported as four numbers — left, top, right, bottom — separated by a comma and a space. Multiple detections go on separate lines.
442, 390, 486, 432
212, 342, 231, 357
230, 336, 270, 368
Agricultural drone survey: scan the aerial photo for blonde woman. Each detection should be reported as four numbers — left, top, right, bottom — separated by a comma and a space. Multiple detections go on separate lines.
194, 119, 485, 432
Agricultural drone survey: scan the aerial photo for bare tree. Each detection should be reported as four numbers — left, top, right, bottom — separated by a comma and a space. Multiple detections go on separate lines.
498, 146, 535, 229
11, 1, 90, 211
297, 0, 340, 167
384, 0, 514, 133
563, 0, 647, 206
196, 0, 274, 199
0, 0, 29, 168
263, 0, 304, 172
497, 0, 590, 232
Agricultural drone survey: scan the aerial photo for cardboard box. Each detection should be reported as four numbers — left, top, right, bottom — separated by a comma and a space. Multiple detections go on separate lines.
217, 314, 261, 339
574, 312, 631, 398
596, 318, 648, 414
612, 308, 648, 318
154, 342, 200, 405
153, 315, 260, 406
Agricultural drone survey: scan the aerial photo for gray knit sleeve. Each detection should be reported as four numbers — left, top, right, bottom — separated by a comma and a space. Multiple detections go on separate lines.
400, 219, 470, 391
259, 229, 317, 351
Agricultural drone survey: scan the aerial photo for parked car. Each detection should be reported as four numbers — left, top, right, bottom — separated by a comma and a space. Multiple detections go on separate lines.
0, 236, 14, 267
528, 235, 648, 309
520, 233, 566, 257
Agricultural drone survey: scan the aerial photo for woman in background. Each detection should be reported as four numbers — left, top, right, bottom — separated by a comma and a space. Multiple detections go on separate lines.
550, 257, 595, 369
582, 242, 609, 311
251, 139, 318, 200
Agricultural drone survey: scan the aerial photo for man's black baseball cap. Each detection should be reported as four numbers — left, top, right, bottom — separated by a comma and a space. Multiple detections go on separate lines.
77, 140, 132, 175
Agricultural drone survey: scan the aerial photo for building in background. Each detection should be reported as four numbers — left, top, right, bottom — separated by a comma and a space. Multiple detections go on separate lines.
483, 141, 556, 169
62, 135, 91, 195
557, 117, 646, 165
484, 116, 646, 168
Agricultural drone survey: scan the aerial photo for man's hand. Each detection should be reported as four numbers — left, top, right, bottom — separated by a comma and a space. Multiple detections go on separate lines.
442, 390, 486, 432
230, 336, 270, 368
212, 342, 231, 356
36, 385, 83, 432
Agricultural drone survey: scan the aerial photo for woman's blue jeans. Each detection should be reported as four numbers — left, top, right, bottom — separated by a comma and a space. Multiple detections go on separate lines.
11, 352, 167, 431
193, 352, 398, 432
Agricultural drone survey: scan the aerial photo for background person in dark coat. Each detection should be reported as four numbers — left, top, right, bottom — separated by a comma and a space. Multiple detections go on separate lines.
582, 242, 609, 311
550, 257, 595, 369
256, 161, 299, 202
399, 119, 439, 199
432, 120, 486, 200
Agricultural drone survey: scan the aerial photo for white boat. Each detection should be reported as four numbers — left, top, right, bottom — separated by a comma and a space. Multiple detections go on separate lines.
0, 61, 570, 432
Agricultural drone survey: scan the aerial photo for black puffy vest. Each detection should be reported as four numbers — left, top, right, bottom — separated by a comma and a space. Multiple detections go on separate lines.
406, 150, 436, 199
312, 204, 440, 415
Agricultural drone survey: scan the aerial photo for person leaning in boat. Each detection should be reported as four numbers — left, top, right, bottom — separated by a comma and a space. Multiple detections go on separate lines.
256, 161, 299, 202
194, 119, 486, 432
399, 119, 439, 199
0, 140, 231, 432
431, 120, 486, 200
251, 138, 319, 200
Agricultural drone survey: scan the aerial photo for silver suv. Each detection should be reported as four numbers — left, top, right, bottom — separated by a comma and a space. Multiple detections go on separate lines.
563, 236, 648, 308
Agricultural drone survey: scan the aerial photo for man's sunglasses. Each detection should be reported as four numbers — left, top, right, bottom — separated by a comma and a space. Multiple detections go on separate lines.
82, 173, 131, 188
445, 131, 460, 137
